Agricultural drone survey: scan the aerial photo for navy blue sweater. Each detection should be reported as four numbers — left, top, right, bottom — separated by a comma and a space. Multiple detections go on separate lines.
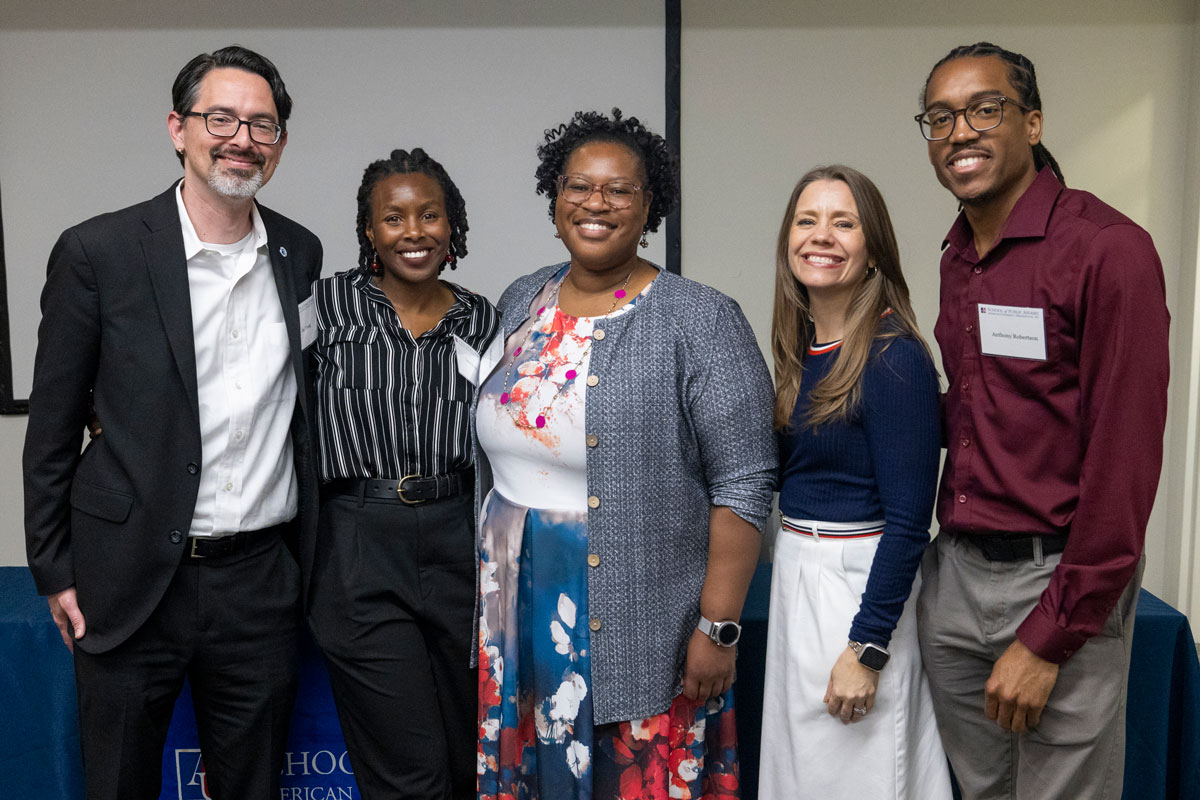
778, 334, 940, 646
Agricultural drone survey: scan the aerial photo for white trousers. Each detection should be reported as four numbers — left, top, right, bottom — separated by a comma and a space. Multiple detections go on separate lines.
758, 519, 952, 800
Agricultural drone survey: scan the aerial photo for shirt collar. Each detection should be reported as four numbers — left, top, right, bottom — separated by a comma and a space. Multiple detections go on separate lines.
942, 166, 1064, 258
175, 181, 268, 259
347, 267, 477, 323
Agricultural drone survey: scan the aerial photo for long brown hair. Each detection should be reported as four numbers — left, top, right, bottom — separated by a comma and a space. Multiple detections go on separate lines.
771, 165, 932, 430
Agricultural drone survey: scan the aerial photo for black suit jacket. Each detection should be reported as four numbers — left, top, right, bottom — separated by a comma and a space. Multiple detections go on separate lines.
23, 183, 323, 653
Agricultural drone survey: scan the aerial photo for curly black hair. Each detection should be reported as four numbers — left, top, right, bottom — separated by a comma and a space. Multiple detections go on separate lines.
534, 108, 680, 234
356, 147, 468, 273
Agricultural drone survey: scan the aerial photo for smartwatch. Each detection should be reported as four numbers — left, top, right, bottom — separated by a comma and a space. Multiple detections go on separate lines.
848, 640, 890, 671
697, 614, 741, 647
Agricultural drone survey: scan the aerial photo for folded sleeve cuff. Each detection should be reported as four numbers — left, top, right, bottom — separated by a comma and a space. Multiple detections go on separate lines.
1016, 607, 1089, 664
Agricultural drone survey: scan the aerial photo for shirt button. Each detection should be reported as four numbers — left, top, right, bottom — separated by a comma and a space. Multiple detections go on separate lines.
169, 530, 183, 544
957, 494, 967, 504
961, 380, 970, 391
586, 434, 599, 447
960, 438, 970, 448
966, 324, 974, 333
235, 430, 245, 441
587, 495, 600, 509
973, 266, 983, 275
587, 553, 600, 567
586, 375, 599, 387
187, 463, 199, 475
224, 482, 234, 492
589, 618, 602, 631
592, 329, 606, 341
231, 329, 240, 338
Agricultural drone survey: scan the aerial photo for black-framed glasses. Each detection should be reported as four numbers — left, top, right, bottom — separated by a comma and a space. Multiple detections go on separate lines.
182, 111, 283, 145
914, 96, 1029, 141
557, 175, 643, 209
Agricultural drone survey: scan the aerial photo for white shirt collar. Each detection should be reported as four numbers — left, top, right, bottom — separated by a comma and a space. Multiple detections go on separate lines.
175, 181, 268, 259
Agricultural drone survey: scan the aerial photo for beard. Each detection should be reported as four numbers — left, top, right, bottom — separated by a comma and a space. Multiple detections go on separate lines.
207, 145, 265, 199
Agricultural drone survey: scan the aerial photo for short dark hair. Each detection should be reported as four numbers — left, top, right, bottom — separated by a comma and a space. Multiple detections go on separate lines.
534, 108, 679, 235
356, 148, 469, 274
171, 45, 292, 166
920, 42, 1064, 185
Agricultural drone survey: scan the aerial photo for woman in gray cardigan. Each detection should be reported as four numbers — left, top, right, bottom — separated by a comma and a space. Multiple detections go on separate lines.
474, 109, 776, 800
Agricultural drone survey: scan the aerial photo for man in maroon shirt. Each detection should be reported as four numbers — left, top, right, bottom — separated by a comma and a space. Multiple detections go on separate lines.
913, 42, 1170, 800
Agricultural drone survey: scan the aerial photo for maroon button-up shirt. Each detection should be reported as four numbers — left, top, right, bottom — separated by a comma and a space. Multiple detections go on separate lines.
934, 167, 1170, 663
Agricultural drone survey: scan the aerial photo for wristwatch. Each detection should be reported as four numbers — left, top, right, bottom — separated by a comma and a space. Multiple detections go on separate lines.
697, 614, 742, 647
849, 640, 890, 671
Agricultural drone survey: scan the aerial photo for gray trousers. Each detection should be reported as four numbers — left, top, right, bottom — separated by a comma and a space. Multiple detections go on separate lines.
917, 532, 1142, 800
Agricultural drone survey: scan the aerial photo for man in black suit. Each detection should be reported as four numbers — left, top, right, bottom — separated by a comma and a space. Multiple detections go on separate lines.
23, 45, 322, 799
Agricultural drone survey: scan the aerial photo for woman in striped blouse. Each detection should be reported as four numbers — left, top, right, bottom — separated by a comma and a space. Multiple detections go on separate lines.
758, 165, 950, 799
307, 148, 499, 800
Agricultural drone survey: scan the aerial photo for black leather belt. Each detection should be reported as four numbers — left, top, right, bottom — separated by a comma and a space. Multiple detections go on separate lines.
326, 469, 474, 505
955, 531, 1069, 562
185, 521, 288, 561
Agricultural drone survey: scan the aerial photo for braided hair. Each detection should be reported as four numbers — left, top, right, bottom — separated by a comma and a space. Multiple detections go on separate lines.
356, 148, 468, 273
921, 42, 1064, 185
534, 108, 680, 234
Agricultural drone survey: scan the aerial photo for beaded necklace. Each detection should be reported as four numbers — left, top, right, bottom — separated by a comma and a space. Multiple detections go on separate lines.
498, 268, 633, 429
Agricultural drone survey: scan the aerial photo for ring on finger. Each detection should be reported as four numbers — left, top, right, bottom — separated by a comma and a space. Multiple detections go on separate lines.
852, 706, 867, 715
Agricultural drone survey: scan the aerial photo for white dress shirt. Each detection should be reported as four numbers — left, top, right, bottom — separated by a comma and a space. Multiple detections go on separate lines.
176, 184, 297, 537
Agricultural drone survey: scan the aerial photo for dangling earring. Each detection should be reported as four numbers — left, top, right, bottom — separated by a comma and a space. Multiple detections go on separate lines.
444, 252, 457, 270
866, 264, 878, 277
639, 234, 649, 249
554, 232, 562, 240
370, 252, 383, 276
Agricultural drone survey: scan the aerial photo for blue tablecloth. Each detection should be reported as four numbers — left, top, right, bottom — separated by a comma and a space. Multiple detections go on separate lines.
4, 564, 1199, 799
0, 568, 357, 799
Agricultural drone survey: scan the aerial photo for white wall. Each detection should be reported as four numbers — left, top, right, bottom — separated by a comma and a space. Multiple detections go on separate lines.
681, 1, 1199, 609
3, 0, 1199, 620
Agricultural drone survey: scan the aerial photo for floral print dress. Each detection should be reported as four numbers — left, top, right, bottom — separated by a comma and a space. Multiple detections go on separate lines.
475, 270, 740, 800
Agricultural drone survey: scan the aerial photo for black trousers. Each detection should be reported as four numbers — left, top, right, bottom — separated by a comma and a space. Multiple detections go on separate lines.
72, 531, 301, 800
308, 488, 477, 800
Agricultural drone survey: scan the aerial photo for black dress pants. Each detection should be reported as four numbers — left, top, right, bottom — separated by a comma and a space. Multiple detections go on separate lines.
308, 488, 477, 800
72, 531, 302, 800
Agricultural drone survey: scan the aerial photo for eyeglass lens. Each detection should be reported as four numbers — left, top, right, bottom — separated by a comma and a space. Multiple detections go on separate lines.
203, 113, 281, 144
559, 177, 639, 208
921, 99, 1005, 140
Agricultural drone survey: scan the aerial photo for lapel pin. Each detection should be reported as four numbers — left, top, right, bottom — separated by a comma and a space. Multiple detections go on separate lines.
279, 246, 288, 257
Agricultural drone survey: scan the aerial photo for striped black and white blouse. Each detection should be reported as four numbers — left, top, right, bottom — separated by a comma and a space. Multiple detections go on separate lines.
312, 268, 500, 482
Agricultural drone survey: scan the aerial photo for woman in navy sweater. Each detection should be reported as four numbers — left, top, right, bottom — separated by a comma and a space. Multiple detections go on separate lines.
758, 165, 952, 799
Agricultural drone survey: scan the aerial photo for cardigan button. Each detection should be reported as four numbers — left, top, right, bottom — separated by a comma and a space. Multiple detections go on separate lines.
587, 553, 600, 567
589, 618, 602, 631
586, 434, 599, 447
586, 375, 599, 387
592, 329, 606, 341
587, 496, 600, 509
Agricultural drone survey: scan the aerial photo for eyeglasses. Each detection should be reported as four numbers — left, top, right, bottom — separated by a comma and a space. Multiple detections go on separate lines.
914, 96, 1029, 142
557, 175, 643, 209
182, 111, 283, 145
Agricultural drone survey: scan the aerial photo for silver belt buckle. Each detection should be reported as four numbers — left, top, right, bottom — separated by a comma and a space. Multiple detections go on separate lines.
189, 537, 205, 559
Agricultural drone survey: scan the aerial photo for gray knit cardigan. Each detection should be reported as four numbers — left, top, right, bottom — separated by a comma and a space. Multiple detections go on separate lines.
473, 263, 777, 724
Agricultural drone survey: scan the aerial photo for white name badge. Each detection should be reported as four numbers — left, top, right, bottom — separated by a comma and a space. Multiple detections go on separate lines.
298, 295, 317, 349
453, 331, 504, 387
977, 303, 1047, 361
